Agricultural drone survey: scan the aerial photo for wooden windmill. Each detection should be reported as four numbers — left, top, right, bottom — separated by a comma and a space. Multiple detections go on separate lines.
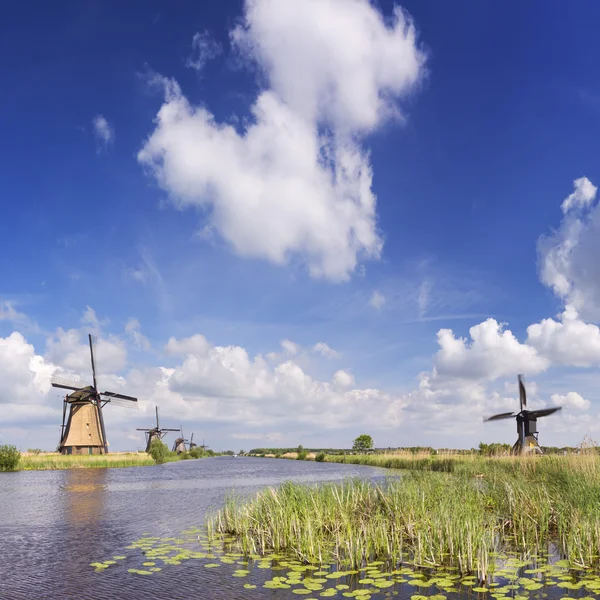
484, 375, 562, 455
172, 424, 188, 454
51, 334, 138, 455
189, 433, 197, 450
137, 406, 180, 452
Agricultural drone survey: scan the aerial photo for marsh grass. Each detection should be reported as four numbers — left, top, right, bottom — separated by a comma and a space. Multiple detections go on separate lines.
209, 453, 600, 577
20, 452, 158, 470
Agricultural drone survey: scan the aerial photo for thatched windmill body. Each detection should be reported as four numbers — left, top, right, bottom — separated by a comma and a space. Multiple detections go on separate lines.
484, 375, 562, 455
172, 425, 188, 454
137, 406, 180, 452
51, 334, 138, 455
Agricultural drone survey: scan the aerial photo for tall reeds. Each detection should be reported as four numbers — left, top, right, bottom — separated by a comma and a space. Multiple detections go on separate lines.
209, 454, 600, 577
20, 452, 157, 470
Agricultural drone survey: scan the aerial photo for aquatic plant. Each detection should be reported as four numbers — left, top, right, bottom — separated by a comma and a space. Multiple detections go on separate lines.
0, 444, 21, 471
209, 454, 600, 577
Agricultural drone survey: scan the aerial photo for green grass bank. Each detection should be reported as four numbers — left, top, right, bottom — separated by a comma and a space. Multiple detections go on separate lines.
209, 453, 600, 577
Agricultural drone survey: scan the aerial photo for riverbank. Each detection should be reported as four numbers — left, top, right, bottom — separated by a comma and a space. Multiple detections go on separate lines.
210, 453, 600, 577
19, 452, 160, 470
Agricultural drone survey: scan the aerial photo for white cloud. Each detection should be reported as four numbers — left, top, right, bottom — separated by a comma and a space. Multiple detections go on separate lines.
312, 342, 339, 359
186, 31, 221, 73
551, 392, 590, 411
0, 332, 54, 405
0, 301, 27, 323
45, 328, 127, 376
333, 369, 355, 387
139, 0, 425, 281
434, 318, 549, 382
526, 305, 600, 367
369, 290, 386, 309
125, 318, 150, 351
92, 114, 115, 149
281, 339, 300, 355
560, 176, 597, 213
165, 334, 210, 356
539, 176, 600, 320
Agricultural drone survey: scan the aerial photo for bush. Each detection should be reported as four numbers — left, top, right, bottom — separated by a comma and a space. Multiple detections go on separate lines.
0, 444, 21, 472
315, 451, 326, 462
148, 439, 170, 464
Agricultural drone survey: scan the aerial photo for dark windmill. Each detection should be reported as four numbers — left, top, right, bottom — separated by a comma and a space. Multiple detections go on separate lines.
172, 425, 188, 454
137, 406, 180, 452
189, 433, 197, 450
51, 334, 138, 455
484, 375, 562, 455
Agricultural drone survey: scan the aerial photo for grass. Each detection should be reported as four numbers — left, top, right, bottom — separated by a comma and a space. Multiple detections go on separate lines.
209, 453, 600, 577
19, 451, 160, 470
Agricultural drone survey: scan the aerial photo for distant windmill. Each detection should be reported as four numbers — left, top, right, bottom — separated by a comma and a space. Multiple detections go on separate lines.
484, 375, 562, 455
172, 424, 188, 454
137, 406, 180, 452
189, 433, 197, 450
51, 334, 138, 455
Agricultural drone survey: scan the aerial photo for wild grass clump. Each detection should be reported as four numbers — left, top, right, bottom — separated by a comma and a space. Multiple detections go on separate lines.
20, 452, 155, 470
0, 444, 21, 472
209, 453, 600, 577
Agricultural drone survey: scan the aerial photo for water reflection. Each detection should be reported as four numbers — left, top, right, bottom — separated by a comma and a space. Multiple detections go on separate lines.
60, 469, 108, 525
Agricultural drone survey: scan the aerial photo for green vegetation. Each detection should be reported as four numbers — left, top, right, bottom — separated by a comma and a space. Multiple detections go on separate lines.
296, 445, 308, 460
20, 452, 155, 470
352, 433, 374, 453
210, 453, 600, 577
315, 451, 326, 462
0, 444, 21, 471
149, 439, 177, 464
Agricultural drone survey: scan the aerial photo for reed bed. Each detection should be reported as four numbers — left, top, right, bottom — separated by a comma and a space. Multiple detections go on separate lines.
209, 454, 600, 577
20, 452, 157, 470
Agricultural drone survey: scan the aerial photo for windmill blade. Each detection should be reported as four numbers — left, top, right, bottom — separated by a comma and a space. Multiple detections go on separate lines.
101, 391, 138, 402
136, 428, 152, 431
51, 374, 82, 391
518, 374, 526, 410
161, 428, 181, 432
105, 397, 139, 409
89, 334, 98, 391
483, 412, 515, 422
190, 433, 194, 444
529, 407, 562, 419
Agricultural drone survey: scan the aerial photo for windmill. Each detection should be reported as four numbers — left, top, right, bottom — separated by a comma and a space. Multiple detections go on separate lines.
51, 334, 138, 455
483, 375, 562, 455
189, 433, 197, 450
136, 406, 180, 452
172, 424, 188, 454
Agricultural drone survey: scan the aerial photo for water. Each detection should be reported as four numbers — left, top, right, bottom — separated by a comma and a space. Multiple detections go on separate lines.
1, 458, 596, 600
0, 457, 389, 599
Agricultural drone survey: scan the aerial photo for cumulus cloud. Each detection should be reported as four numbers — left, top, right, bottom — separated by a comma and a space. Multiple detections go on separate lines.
551, 392, 590, 411
139, 0, 425, 281
539, 176, 600, 320
369, 290, 386, 309
92, 114, 115, 149
45, 328, 127, 376
333, 369, 355, 387
433, 319, 549, 382
281, 339, 300, 355
186, 31, 221, 73
0, 332, 54, 405
526, 305, 600, 367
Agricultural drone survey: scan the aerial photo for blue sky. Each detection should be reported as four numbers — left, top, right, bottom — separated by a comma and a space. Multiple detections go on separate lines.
2, 0, 600, 452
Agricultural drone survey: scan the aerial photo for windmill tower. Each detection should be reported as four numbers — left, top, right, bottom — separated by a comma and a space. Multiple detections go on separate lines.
189, 433, 197, 450
484, 375, 562, 455
51, 334, 138, 455
172, 424, 188, 454
137, 406, 180, 452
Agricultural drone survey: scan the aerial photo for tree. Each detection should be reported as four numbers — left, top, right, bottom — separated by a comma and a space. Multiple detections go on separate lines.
352, 434, 374, 453
0, 444, 21, 471
148, 439, 170, 464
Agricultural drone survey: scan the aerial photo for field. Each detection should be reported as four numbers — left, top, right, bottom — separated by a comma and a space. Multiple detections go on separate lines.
19, 451, 158, 470
209, 452, 600, 577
